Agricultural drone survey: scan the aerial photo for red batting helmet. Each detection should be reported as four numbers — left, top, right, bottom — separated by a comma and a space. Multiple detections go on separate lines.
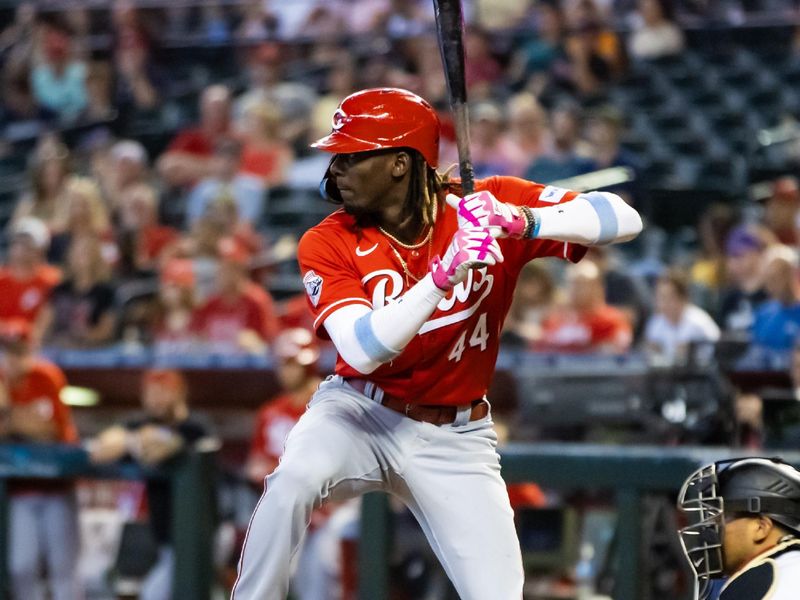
312, 88, 440, 168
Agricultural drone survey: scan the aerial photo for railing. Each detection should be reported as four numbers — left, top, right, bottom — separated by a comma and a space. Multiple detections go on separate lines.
0, 444, 217, 600
357, 443, 800, 600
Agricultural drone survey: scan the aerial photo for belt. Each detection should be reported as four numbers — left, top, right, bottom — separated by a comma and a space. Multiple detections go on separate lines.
345, 378, 489, 426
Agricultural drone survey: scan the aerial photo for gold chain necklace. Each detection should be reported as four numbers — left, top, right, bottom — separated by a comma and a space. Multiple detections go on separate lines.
378, 196, 438, 286
386, 236, 434, 286
378, 222, 433, 249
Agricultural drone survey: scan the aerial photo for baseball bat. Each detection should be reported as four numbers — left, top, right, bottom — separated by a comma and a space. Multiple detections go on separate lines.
433, 0, 475, 196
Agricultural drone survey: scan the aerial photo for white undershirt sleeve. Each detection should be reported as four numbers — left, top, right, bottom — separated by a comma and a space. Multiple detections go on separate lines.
531, 191, 643, 245
323, 273, 446, 374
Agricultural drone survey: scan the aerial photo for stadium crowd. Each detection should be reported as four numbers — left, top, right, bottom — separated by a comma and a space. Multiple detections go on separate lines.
2, 0, 800, 598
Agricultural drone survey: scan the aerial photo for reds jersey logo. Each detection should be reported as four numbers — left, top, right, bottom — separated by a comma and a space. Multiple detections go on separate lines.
362, 267, 494, 334
331, 108, 347, 131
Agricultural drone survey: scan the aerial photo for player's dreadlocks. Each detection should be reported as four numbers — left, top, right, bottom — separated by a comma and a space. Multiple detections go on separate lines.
396, 149, 452, 234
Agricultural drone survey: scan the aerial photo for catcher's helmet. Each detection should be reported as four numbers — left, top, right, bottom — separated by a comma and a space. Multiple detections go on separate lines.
312, 88, 440, 168
677, 457, 800, 599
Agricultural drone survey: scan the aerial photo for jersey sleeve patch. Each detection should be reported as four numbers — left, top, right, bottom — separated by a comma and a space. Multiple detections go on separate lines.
539, 186, 570, 204
721, 561, 775, 600
303, 270, 323, 307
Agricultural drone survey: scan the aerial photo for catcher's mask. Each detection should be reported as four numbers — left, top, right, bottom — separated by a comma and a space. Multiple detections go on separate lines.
677, 457, 800, 599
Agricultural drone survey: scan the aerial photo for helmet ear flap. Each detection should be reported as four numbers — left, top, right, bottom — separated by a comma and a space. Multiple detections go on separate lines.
319, 160, 343, 203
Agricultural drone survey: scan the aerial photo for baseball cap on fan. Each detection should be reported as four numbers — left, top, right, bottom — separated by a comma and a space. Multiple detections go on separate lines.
12, 217, 50, 251
725, 226, 765, 257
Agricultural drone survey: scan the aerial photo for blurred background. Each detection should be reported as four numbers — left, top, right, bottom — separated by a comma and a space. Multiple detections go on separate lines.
2, 0, 800, 599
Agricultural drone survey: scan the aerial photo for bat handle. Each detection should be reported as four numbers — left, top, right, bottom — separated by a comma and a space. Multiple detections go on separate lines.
452, 102, 474, 196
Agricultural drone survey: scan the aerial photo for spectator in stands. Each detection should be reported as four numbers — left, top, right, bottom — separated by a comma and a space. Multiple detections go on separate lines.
94, 139, 150, 215
235, 0, 277, 41
644, 269, 720, 366
166, 195, 257, 301
504, 93, 552, 177
239, 101, 294, 188
117, 183, 178, 278
524, 102, 595, 183
311, 56, 359, 141
718, 225, 773, 334
0, 2, 37, 74
30, 20, 87, 123
538, 260, 633, 354
464, 27, 503, 98
555, 23, 616, 99
0, 218, 61, 343
502, 261, 557, 346
12, 141, 71, 230
111, 0, 160, 111
83, 61, 116, 123
157, 84, 233, 188
200, 1, 232, 44
587, 245, 651, 340
564, 0, 624, 76
49, 176, 116, 267
41, 235, 117, 349
690, 203, 739, 310
150, 259, 197, 354
186, 138, 265, 226
89, 368, 212, 600
0, 318, 83, 600
761, 176, 800, 246
509, 0, 565, 91
473, 0, 534, 31
234, 43, 317, 151
191, 237, 278, 354
750, 245, 800, 355
584, 105, 640, 202
627, 0, 685, 60
442, 101, 517, 178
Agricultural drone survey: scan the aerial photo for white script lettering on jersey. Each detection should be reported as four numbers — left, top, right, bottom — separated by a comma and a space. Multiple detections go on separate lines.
362, 268, 494, 333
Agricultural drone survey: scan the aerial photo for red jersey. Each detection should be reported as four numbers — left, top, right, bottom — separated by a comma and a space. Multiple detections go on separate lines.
7, 359, 77, 443
166, 127, 217, 157
0, 264, 61, 323
249, 394, 307, 464
538, 305, 632, 353
298, 176, 587, 406
192, 285, 277, 346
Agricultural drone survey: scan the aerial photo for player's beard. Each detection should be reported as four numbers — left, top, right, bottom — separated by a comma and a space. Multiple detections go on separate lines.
342, 202, 382, 228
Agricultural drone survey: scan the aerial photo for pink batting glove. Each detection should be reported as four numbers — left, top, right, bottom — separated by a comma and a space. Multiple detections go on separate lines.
429, 227, 504, 291
445, 191, 526, 238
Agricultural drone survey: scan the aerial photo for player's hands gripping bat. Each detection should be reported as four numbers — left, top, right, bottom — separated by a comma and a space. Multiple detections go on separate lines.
430, 227, 504, 291
445, 191, 527, 239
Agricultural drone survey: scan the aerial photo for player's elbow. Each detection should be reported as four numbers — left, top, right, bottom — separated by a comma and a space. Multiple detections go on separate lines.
610, 195, 643, 244
586, 191, 643, 245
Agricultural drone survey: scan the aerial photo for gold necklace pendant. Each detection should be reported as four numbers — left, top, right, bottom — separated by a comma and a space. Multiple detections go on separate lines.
385, 233, 434, 287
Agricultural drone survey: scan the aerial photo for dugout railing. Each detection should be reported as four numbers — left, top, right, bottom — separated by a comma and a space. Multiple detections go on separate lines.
358, 443, 800, 600
0, 443, 217, 600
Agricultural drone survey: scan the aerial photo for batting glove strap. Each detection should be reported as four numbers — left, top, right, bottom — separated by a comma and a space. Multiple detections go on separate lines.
446, 191, 527, 238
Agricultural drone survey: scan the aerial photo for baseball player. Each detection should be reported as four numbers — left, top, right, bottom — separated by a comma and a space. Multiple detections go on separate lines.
0, 318, 83, 600
232, 87, 642, 599
678, 457, 800, 600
